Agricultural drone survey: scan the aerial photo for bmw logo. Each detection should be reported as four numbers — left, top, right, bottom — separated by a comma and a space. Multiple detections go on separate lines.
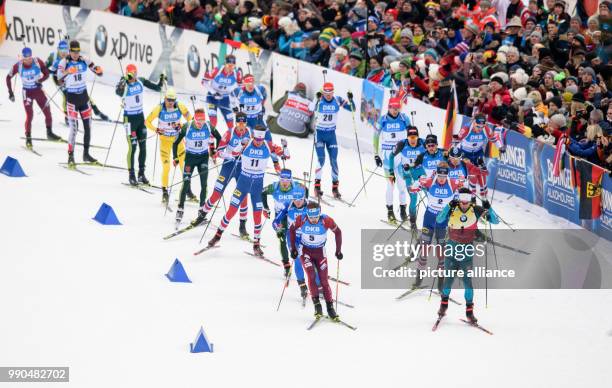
187, 45, 200, 78
94, 25, 108, 57
460, 215, 467, 222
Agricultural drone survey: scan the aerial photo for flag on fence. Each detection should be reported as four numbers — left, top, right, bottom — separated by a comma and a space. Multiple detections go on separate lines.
552, 135, 567, 177
224, 39, 260, 55
441, 80, 457, 150
0, 0, 7, 46
573, 158, 604, 219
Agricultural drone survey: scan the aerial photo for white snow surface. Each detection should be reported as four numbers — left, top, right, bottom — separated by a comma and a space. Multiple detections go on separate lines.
1, 59, 611, 388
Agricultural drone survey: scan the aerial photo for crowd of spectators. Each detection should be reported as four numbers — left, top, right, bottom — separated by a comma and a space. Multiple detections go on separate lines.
102, 1, 610, 169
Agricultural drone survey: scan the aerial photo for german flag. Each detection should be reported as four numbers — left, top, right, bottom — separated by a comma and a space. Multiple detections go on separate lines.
224, 39, 260, 55
441, 80, 457, 150
0, 0, 7, 45
574, 158, 605, 219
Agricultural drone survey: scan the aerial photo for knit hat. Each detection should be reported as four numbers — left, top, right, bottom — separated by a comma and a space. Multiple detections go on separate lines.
490, 76, 505, 86
530, 31, 542, 40
520, 98, 534, 110
424, 49, 439, 61
349, 50, 364, 60
465, 24, 479, 36
335, 46, 348, 56
573, 34, 586, 47
400, 28, 413, 39
565, 85, 579, 95
319, 33, 332, 43
582, 67, 596, 79
505, 16, 522, 29
572, 93, 586, 104
546, 96, 563, 109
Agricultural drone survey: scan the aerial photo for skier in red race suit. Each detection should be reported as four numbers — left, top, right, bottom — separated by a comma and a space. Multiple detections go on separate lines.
289, 201, 343, 320
6, 47, 61, 148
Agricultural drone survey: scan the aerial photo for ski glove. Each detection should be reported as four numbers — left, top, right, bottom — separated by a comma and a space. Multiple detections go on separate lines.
316, 91, 322, 100
347, 91, 353, 100
482, 200, 491, 209
94, 66, 103, 76
172, 157, 179, 167
8, 91, 15, 102
335, 252, 343, 260
374, 155, 382, 167
449, 199, 459, 210
263, 208, 271, 219
290, 249, 298, 259
276, 228, 285, 238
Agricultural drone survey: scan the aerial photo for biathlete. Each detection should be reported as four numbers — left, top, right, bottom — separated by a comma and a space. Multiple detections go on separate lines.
289, 202, 343, 320
145, 88, 192, 203
435, 188, 499, 323
172, 108, 221, 225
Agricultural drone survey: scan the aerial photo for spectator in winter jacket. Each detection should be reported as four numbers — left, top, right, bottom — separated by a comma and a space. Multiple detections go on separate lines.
278, 17, 306, 60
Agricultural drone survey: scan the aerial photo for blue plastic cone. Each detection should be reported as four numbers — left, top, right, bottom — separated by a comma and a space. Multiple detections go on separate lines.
190, 326, 213, 353
92, 203, 122, 225
166, 258, 191, 283
0, 156, 26, 177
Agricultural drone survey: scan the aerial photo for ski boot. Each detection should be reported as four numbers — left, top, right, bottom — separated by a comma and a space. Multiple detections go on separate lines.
253, 240, 264, 257
438, 297, 449, 317
46, 126, 61, 141
314, 179, 323, 198
25, 135, 33, 149
332, 181, 341, 199
83, 150, 98, 164
175, 207, 184, 224
128, 169, 138, 186
326, 300, 339, 321
399, 204, 408, 222
298, 280, 309, 299
409, 214, 417, 232
239, 219, 249, 238
138, 169, 150, 185
191, 209, 208, 227
207, 230, 223, 247
67, 151, 76, 167
313, 297, 323, 318
162, 188, 169, 203
92, 104, 109, 121
187, 190, 197, 202
387, 205, 397, 223
465, 303, 478, 324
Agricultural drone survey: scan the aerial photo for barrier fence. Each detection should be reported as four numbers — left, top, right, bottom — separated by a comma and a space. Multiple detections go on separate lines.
2, 0, 610, 241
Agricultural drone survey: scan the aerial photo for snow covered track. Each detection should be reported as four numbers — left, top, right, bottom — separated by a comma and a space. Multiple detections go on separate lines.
1, 64, 611, 388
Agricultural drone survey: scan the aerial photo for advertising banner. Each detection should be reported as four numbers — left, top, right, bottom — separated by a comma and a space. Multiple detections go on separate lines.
597, 174, 612, 241
88, 11, 184, 86
487, 130, 535, 203
540, 143, 580, 225
3, 0, 91, 57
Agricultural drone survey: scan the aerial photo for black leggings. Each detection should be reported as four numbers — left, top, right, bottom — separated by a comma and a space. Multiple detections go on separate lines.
178, 153, 209, 208
124, 114, 147, 172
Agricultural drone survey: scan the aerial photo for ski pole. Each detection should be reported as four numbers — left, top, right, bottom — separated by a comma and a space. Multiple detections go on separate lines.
426, 122, 433, 135
348, 166, 379, 206
349, 97, 367, 197
152, 135, 159, 186
102, 106, 124, 171
198, 153, 243, 244
385, 193, 426, 242
166, 161, 227, 189
276, 263, 292, 312
335, 259, 340, 312
165, 164, 178, 217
